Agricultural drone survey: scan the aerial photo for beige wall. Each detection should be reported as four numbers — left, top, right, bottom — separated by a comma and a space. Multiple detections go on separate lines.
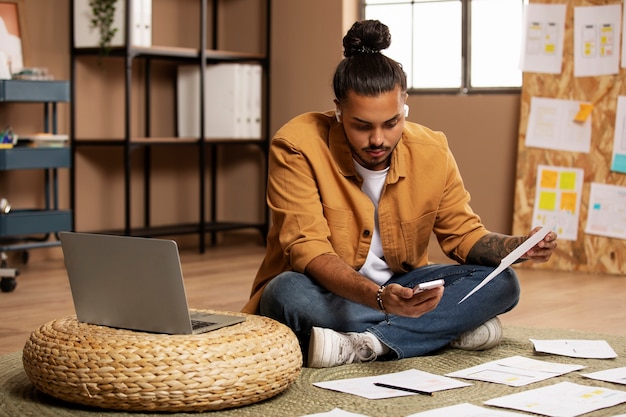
270, 0, 349, 131
0, 0, 519, 261
408, 94, 521, 233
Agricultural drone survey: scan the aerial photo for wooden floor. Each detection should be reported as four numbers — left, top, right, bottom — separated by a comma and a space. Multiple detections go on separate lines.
1, 236, 625, 355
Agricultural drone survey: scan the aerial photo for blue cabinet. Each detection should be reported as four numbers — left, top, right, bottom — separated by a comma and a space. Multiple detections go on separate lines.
0, 147, 70, 170
0, 80, 72, 292
0, 80, 70, 102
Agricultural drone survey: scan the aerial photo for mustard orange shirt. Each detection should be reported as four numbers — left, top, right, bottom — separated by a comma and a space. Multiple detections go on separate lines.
242, 111, 489, 314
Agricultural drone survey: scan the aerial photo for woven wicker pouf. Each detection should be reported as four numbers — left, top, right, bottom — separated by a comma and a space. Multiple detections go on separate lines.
22, 310, 302, 412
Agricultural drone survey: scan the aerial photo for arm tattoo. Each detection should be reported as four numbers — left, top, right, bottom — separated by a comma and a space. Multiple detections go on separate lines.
466, 233, 526, 266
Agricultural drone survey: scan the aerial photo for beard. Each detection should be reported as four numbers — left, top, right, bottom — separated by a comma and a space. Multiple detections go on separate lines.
348, 142, 396, 171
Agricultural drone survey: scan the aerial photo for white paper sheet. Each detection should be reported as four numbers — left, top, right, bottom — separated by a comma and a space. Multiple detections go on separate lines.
530, 339, 618, 359
446, 355, 584, 387
519, 4, 566, 74
525, 97, 592, 153
531, 165, 583, 241
611, 96, 626, 174
302, 409, 371, 417
485, 381, 626, 417
574, 4, 622, 77
312, 369, 470, 400
582, 366, 626, 385
407, 403, 530, 417
458, 222, 555, 304
585, 182, 626, 240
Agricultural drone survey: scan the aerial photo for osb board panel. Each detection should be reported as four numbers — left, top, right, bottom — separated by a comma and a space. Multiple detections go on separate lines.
513, 0, 626, 275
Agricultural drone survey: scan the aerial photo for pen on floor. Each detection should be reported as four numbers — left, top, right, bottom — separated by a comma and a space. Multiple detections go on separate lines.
373, 382, 433, 396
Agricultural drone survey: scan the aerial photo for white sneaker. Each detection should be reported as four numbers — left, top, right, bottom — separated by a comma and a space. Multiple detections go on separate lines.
308, 327, 377, 368
450, 317, 503, 351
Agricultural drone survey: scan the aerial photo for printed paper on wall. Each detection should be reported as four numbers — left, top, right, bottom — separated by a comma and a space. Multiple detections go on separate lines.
611, 96, 626, 174
526, 97, 592, 153
519, 3, 566, 74
532, 165, 583, 241
585, 182, 626, 240
574, 4, 621, 77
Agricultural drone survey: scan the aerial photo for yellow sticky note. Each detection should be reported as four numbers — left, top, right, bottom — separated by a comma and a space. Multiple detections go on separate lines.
559, 171, 577, 190
539, 191, 557, 211
574, 103, 593, 122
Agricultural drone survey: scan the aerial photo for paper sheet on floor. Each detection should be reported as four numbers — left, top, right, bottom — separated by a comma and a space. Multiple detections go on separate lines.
530, 339, 618, 359
581, 366, 626, 385
406, 403, 532, 417
484, 381, 626, 417
445, 355, 584, 386
312, 369, 470, 400
302, 408, 371, 417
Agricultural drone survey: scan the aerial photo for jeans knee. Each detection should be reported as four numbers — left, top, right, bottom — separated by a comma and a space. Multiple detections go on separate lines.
259, 273, 290, 318
259, 271, 314, 325
501, 267, 521, 309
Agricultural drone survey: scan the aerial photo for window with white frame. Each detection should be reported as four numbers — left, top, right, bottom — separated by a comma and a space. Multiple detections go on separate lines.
363, 0, 527, 93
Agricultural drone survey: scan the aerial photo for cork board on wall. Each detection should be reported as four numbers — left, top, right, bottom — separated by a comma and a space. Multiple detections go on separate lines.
513, 0, 626, 275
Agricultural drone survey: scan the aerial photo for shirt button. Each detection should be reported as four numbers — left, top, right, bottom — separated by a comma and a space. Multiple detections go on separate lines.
363, 230, 371, 237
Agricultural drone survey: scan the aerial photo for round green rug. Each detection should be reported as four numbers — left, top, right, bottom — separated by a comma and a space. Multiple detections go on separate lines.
1, 326, 625, 417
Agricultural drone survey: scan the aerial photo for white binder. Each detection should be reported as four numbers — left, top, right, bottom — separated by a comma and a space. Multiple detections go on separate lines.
177, 63, 262, 139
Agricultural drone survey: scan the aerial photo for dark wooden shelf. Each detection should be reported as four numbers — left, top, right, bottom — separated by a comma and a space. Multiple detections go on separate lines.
73, 45, 265, 62
69, 0, 271, 252
81, 221, 267, 239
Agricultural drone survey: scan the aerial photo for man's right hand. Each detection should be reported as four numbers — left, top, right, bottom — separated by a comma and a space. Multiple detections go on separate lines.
381, 283, 443, 318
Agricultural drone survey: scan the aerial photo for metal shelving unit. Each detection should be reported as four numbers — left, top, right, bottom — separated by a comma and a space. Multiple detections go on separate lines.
0, 80, 72, 292
69, 0, 271, 252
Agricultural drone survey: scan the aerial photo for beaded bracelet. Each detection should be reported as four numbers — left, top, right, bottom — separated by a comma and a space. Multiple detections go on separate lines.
376, 285, 390, 325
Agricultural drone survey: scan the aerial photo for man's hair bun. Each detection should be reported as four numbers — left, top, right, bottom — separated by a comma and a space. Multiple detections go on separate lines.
343, 20, 391, 58
333, 19, 407, 100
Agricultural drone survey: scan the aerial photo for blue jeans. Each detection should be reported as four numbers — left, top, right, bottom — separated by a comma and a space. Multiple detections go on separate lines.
259, 264, 520, 359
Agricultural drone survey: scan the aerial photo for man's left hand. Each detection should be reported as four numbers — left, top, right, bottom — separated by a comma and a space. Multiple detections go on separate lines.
524, 228, 558, 263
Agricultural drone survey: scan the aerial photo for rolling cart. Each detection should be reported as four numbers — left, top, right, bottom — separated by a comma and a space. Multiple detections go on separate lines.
0, 80, 72, 292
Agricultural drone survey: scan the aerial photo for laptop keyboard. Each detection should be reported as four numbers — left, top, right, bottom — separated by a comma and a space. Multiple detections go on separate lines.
191, 319, 217, 330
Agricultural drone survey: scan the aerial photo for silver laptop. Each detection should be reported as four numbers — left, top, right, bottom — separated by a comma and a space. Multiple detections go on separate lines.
59, 232, 245, 334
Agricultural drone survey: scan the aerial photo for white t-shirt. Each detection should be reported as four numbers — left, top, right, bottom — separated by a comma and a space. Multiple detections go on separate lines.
353, 161, 393, 285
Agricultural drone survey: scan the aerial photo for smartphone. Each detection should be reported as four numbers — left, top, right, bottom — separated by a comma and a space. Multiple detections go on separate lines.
413, 279, 445, 294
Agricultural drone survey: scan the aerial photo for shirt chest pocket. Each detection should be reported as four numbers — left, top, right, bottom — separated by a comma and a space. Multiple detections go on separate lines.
399, 212, 437, 266
322, 204, 356, 261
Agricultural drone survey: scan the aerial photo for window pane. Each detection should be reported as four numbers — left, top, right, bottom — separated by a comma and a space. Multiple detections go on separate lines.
470, 0, 524, 87
413, 1, 462, 88
365, 4, 414, 86
364, 0, 524, 91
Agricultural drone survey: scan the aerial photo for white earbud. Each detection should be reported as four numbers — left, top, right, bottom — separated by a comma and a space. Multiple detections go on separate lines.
404, 104, 409, 118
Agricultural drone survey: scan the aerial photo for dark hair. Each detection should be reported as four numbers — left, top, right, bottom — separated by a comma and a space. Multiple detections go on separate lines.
333, 20, 407, 101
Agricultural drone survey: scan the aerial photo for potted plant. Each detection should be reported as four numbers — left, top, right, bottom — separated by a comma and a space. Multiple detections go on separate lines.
73, 0, 151, 51
88, 0, 119, 56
